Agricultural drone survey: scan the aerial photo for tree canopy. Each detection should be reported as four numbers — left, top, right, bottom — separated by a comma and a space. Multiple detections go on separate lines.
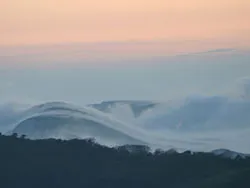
0, 134, 249, 188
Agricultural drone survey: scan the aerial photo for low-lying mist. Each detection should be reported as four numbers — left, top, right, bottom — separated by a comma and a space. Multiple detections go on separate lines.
0, 77, 249, 153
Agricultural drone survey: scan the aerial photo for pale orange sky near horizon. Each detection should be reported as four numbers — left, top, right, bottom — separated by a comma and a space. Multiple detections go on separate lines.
1, 0, 250, 47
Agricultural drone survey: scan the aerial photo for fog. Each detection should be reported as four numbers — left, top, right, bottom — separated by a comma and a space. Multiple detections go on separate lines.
0, 47, 250, 153
1, 48, 250, 105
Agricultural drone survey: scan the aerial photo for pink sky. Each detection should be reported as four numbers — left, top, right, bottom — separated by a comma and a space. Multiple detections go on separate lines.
1, 0, 250, 48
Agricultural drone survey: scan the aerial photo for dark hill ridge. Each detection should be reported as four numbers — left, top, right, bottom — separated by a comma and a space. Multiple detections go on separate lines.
90, 100, 158, 118
0, 134, 250, 188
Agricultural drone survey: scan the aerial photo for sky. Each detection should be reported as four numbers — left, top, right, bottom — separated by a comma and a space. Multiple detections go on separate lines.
1, 0, 250, 47
0, 0, 250, 105
1, 1, 250, 153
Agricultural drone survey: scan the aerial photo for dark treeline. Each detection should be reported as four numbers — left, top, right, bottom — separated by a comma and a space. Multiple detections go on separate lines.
0, 134, 250, 188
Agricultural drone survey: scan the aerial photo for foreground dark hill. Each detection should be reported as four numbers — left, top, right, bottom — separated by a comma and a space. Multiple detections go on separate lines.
0, 134, 250, 188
